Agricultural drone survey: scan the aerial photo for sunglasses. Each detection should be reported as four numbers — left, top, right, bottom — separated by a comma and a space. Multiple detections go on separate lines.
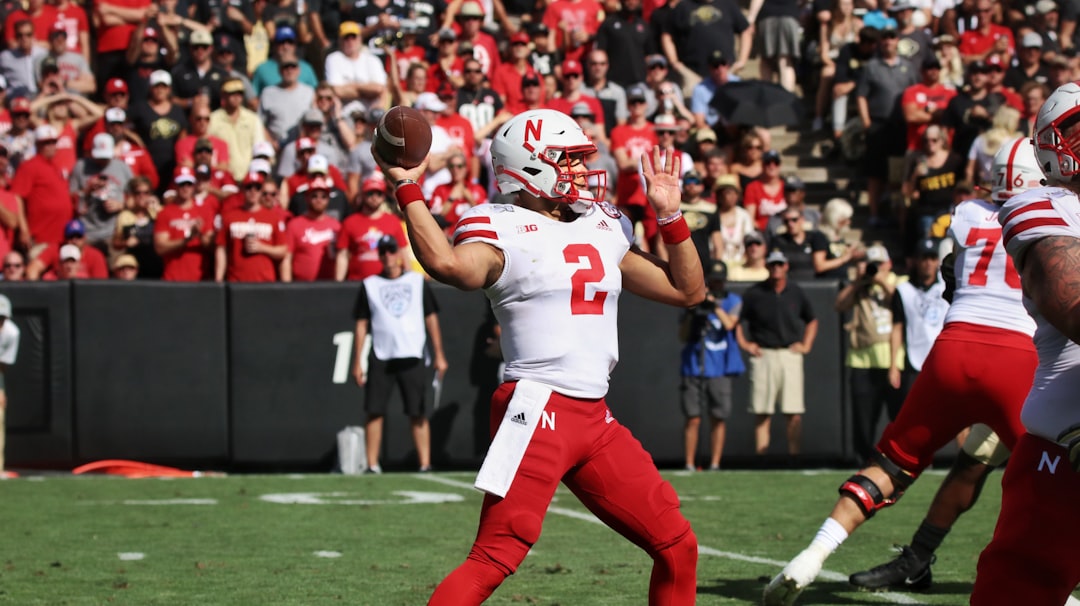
783, 217, 801, 223
3, 263, 22, 268
564, 73, 582, 78
245, 183, 262, 190
281, 63, 299, 69
310, 190, 330, 198
648, 63, 666, 70
464, 68, 483, 74
262, 189, 279, 196
449, 163, 466, 168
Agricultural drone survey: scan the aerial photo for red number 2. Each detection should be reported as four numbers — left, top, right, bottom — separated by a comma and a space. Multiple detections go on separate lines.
563, 243, 608, 315
965, 227, 1021, 288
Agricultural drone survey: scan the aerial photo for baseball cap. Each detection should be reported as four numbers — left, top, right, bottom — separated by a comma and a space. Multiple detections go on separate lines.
252, 140, 274, 159
302, 108, 325, 125
521, 71, 541, 88
1036, 0, 1058, 14
561, 59, 583, 76
249, 158, 272, 175
194, 137, 214, 153
221, 78, 245, 94
765, 250, 788, 265
174, 165, 197, 184
376, 234, 400, 253
189, 29, 213, 46
458, 1, 484, 17
707, 260, 728, 282
627, 84, 648, 102
645, 54, 668, 68
0, 294, 12, 318
91, 133, 115, 159
915, 238, 940, 257
654, 114, 679, 131
984, 54, 1005, 71
457, 40, 475, 56
149, 70, 172, 87
744, 231, 765, 245
510, 31, 530, 45
142, 26, 158, 40
932, 34, 955, 47
216, 34, 237, 53
59, 243, 81, 262
436, 79, 457, 99
865, 243, 890, 263
437, 27, 457, 41
105, 107, 126, 123
695, 127, 718, 143
922, 56, 943, 70
308, 175, 332, 191
296, 137, 317, 152
682, 170, 702, 186
763, 149, 781, 164
39, 56, 59, 76
195, 163, 211, 179
64, 218, 85, 238
570, 102, 593, 118
707, 50, 728, 68
34, 124, 58, 142
715, 174, 741, 192
888, 0, 914, 11
1022, 32, 1043, 49
10, 97, 30, 113
275, 26, 297, 42
307, 154, 329, 174
414, 91, 448, 112
105, 78, 128, 95
339, 21, 361, 37
784, 175, 806, 191
242, 171, 265, 186
113, 254, 139, 270
362, 176, 388, 193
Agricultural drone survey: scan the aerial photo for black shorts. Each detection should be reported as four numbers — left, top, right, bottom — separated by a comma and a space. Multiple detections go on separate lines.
365, 356, 430, 418
862, 121, 903, 179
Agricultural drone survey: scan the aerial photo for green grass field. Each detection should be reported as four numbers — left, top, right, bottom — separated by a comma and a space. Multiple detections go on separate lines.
0, 469, 1017, 605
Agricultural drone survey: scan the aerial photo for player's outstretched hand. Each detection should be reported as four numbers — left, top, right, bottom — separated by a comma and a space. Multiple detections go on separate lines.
641, 145, 681, 219
372, 146, 430, 187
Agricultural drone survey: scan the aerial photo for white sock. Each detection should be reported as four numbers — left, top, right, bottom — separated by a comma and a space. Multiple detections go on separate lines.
808, 517, 849, 555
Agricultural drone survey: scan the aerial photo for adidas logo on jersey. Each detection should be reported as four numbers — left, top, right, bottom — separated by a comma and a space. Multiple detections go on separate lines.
510, 412, 528, 426
597, 220, 612, 232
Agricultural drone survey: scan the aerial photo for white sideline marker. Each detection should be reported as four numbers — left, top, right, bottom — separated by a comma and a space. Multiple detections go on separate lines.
118, 552, 145, 561
313, 551, 343, 558
415, 474, 925, 605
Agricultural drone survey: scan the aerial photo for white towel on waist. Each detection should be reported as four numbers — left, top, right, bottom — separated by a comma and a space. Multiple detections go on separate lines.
474, 380, 552, 497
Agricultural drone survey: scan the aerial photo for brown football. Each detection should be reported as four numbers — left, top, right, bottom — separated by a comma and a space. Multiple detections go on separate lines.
373, 106, 433, 169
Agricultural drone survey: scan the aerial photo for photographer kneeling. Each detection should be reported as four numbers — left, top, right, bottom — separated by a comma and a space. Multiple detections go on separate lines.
678, 261, 745, 471
834, 244, 902, 465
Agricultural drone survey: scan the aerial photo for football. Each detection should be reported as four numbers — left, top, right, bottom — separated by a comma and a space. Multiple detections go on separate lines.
373, 106, 433, 169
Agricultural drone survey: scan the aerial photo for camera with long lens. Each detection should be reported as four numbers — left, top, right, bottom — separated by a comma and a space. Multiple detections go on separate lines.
371, 30, 405, 50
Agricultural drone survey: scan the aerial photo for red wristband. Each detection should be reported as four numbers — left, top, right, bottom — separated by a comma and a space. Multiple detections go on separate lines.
659, 216, 691, 245
394, 182, 424, 209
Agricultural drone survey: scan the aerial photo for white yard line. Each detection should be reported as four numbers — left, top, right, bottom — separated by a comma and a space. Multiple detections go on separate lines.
415, 473, 925, 605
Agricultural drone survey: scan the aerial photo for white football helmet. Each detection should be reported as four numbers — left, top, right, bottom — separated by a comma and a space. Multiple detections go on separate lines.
1033, 81, 1080, 184
490, 109, 605, 212
990, 137, 1043, 202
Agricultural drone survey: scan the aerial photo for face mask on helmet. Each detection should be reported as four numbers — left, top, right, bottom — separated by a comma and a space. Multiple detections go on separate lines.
491, 109, 608, 213
990, 136, 1044, 202
1034, 81, 1080, 185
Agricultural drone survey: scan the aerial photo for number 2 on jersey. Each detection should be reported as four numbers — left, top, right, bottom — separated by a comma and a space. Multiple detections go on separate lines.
564, 243, 607, 315
965, 227, 1021, 288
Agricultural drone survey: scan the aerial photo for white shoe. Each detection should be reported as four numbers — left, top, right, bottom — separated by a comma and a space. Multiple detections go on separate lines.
762, 549, 823, 606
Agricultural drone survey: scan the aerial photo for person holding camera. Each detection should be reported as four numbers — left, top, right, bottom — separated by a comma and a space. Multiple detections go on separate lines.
70, 133, 134, 252
678, 260, 744, 471
834, 243, 902, 464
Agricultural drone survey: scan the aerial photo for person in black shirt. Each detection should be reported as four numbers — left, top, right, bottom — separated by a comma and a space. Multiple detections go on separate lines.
129, 70, 188, 194
767, 207, 830, 281
736, 249, 818, 459
594, 0, 654, 88
940, 61, 1004, 169
831, 27, 880, 141
170, 30, 230, 110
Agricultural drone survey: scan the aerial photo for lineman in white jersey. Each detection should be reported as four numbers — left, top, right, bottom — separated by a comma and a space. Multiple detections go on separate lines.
848, 137, 1042, 591
973, 81, 1080, 604
375, 108, 705, 605
764, 137, 1040, 605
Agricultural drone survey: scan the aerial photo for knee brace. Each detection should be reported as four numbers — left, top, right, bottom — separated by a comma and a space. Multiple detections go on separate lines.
838, 452, 918, 518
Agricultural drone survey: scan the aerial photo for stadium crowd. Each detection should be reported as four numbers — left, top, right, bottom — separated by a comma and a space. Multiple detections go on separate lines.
0, 0, 1066, 285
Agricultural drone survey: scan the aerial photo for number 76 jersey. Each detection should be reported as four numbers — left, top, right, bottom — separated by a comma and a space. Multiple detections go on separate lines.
946, 198, 1036, 336
453, 202, 635, 399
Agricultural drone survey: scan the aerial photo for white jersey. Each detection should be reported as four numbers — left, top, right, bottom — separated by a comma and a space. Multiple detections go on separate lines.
1000, 186, 1080, 442
946, 198, 1035, 336
453, 201, 634, 398
0, 319, 18, 366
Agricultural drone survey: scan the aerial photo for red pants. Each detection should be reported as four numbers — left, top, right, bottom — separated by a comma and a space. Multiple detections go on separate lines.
877, 323, 1036, 475
429, 382, 697, 605
972, 433, 1080, 605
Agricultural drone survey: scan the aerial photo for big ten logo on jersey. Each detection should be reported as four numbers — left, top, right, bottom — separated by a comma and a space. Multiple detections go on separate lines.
597, 201, 622, 219
229, 219, 273, 240
516, 223, 538, 234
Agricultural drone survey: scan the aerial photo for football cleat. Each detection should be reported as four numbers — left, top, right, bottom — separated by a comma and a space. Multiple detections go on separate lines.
762, 549, 823, 606
849, 544, 934, 591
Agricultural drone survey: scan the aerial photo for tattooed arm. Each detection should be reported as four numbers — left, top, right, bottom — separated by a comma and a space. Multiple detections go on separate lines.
1022, 235, 1080, 345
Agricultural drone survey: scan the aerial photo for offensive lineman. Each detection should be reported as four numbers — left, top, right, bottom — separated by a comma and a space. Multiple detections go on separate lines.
763, 137, 1041, 605
374, 109, 705, 605
972, 81, 1080, 603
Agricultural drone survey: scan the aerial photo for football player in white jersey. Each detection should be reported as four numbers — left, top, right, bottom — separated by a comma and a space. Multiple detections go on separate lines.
764, 137, 1041, 606
375, 108, 706, 605
972, 81, 1080, 604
